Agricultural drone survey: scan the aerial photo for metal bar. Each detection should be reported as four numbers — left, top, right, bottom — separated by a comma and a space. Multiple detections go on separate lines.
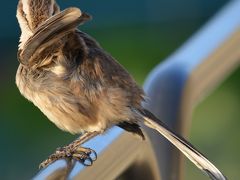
143, 1, 240, 179
34, 127, 161, 180
33, 1, 240, 179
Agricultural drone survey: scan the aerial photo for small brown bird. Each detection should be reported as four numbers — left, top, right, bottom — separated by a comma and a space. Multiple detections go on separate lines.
16, 0, 226, 179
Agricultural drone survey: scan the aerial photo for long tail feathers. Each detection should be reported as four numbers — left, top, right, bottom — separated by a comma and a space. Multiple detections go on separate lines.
141, 109, 226, 180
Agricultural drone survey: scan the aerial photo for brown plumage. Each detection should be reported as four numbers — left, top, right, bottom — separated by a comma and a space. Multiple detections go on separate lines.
16, 1, 226, 179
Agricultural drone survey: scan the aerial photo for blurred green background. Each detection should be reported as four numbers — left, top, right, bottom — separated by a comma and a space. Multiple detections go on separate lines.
1, 0, 240, 179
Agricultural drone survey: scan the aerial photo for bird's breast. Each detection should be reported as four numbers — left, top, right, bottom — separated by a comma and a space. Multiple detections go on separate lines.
16, 65, 138, 134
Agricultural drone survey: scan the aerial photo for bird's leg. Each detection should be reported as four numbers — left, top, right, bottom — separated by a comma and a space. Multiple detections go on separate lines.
39, 131, 99, 169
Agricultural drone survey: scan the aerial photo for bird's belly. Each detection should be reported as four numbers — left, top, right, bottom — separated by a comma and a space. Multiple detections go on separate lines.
16, 66, 107, 133
29, 88, 136, 134
16, 66, 137, 134
30, 92, 107, 134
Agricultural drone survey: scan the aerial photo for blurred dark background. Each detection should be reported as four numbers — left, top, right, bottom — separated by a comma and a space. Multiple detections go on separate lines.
1, 0, 240, 179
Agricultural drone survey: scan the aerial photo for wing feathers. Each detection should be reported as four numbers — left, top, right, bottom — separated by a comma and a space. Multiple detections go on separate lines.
18, 7, 91, 66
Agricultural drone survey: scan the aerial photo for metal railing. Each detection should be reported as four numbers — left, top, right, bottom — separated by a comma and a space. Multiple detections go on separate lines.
33, 1, 240, 179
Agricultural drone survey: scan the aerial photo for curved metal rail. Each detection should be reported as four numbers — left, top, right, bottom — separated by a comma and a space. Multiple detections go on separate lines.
33, 1, 240, 179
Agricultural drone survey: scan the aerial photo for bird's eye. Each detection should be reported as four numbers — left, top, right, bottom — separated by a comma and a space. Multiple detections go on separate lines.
23, 12, 27, 18
22, 12, 29, 22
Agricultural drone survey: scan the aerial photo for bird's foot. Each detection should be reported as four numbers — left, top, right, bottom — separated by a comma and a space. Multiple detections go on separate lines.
39, 146, 97, 169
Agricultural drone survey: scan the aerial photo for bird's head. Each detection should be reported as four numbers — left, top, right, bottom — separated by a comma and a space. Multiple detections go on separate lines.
16, 0, 60, 49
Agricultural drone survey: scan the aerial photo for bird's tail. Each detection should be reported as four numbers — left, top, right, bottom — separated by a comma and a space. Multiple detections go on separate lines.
141, 109, 226, 180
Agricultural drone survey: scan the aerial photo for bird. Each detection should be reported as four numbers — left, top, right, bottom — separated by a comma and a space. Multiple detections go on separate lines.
16, 0, 226, 179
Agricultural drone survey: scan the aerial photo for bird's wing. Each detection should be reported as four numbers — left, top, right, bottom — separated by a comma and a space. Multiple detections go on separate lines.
18, 7, 91, 66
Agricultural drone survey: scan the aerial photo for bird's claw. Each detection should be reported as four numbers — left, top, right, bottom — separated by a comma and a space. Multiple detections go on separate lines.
39, 146, 97, 169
